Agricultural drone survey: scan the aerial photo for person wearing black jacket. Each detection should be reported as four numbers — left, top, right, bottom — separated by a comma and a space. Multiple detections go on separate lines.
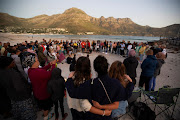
47, 68, 68, 120
123, 49, 138, 85
0, 56, 36, 120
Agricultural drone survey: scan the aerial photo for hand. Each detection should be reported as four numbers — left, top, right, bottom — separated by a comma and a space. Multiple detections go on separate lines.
124, 74, 132, 82
68, 72, 75, 78
105, 109, 112, 116
92, 100, 102, 109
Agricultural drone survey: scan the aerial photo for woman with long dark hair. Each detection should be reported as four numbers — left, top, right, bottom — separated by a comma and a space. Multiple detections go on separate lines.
66, 56, 111, 120
66, 55, 131, 120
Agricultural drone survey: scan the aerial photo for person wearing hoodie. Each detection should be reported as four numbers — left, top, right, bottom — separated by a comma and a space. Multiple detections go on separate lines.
149, 52, 165, 91
123, 49, 138, 85
47, 68, 68, 120
139, 49, 157, 91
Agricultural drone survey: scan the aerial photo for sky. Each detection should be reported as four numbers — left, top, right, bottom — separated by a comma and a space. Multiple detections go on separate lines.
0, 0, 179, 28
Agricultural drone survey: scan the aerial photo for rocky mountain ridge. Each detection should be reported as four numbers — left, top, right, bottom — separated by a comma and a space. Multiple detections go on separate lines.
0, 7, 179, 36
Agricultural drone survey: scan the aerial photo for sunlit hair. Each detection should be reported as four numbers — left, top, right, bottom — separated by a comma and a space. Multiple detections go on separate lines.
146, 49, 153, 55
73, 56, 91, 86
156, 52, 165, 60
108, 61, 128, 88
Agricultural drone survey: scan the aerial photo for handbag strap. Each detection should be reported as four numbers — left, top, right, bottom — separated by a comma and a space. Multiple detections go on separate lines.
91, 78, 112, 103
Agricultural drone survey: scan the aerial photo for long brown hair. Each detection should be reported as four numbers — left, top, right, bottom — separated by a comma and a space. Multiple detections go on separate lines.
73, 56, 91, 87
108, 61, 128, 88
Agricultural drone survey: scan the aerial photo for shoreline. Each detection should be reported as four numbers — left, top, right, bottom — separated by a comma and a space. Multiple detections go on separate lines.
0, 33, 160, 45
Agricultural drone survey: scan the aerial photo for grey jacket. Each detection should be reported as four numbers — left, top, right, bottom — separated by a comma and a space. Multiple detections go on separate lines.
154, 59, 165, 77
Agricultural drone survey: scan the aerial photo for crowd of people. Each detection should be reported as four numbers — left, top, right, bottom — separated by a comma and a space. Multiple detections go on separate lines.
0, 39, 166, 120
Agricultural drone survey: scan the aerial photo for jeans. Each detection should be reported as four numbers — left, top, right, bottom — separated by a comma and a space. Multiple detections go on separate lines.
149, 77, 156, 91
111, 101, 128, 118
82, 48, 85, 52
140, 54, 144, 61
117, 48, 121, 55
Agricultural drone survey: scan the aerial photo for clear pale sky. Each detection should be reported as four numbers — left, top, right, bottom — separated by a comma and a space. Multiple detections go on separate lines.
0, 0, 179, 28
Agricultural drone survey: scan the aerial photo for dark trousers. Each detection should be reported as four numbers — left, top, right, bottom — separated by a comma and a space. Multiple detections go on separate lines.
54, 98, 64, 119
120, 50, 125, 55
112, 48, 117, 54
139, 75, 152, 91
70, 108, 86, 120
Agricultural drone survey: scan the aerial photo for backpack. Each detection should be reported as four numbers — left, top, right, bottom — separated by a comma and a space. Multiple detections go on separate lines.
130, 102, 156, 120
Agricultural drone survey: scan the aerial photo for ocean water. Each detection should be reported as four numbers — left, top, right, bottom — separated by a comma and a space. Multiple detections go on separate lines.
27, 34, 160, 43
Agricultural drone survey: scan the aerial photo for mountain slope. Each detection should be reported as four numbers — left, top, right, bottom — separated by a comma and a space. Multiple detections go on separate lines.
0, 7, 179, 36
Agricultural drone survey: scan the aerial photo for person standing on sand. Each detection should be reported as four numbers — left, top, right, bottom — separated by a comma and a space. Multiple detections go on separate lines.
28, 58, 56, 120
112, 42, 117, 54
66, 55, 129, 120
120, 42, 125, 56
105, 61, 134, 119
47, 68, 68, 120
1, 43, 8, 56
81, 40, 86, 53
149, 52, 165, 91
139, 49, 157, 91
135, 43, 142, 57
123, 49, 138, 85
139, 43, 146, 62
66, 56, 112, 120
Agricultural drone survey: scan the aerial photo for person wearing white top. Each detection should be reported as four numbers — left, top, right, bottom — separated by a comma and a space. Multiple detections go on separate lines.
66, 57, 111, 119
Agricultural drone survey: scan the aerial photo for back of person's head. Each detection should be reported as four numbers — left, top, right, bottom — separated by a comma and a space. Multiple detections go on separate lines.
38, 46, 44, 52
28, 45, 32, 49
146, 49, 153, 56
128, 49, 136, 57
74, 56, 91, 86
94, 55, 108, 77
156, 52, 165, 60
0, 56, 14, 69
108, 61, 127, 87
51, 68, 62, 80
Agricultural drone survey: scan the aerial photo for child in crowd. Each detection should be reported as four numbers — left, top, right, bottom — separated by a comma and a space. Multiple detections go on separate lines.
69, 54, 76, 72
47, 68, 68, 120
66, 54, 73, 64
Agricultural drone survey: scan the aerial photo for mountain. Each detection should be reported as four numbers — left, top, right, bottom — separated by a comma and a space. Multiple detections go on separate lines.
0, 7, 179, 36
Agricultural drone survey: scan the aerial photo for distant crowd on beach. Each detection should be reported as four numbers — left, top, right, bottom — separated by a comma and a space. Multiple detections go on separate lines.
0, 39, 167, 120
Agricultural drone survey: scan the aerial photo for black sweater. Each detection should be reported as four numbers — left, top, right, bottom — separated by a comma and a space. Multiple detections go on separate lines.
123, 56, 138, 78
0, 69, 31, 101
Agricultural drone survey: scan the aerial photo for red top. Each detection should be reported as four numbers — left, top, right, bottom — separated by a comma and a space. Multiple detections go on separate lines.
81, 42, 86, 48
40, 45, 45, 52
28, 63, 55, 100
87, 42, 90, 48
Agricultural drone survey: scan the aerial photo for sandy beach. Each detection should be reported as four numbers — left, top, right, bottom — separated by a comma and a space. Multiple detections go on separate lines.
0, 33, 180, 120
